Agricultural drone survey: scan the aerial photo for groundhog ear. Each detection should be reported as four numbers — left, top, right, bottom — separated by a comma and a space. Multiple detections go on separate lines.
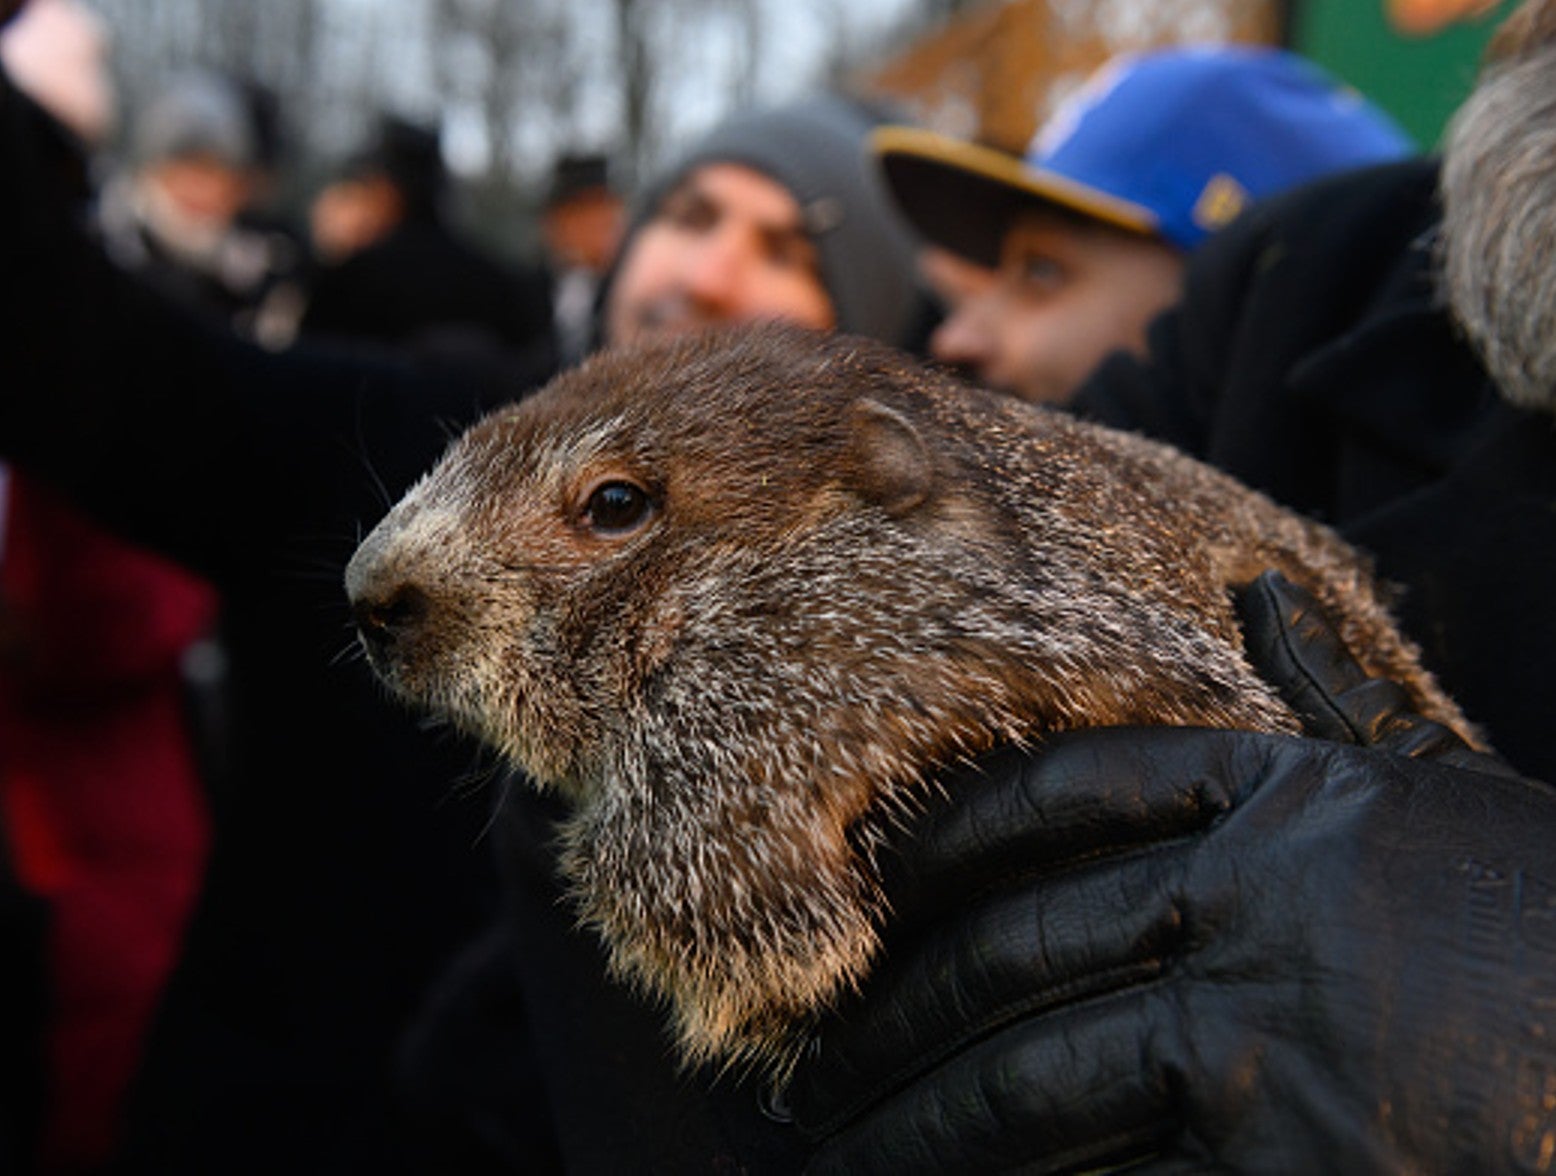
845, 399, 934, 517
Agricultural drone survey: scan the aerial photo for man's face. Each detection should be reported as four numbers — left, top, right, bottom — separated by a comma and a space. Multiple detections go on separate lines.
603, 163, 835, 347
146, 153, 255, 230
543, 189, 624, 274
928, 209, 1184, 405
918, 245, 999, 316
309, 175, 404, 263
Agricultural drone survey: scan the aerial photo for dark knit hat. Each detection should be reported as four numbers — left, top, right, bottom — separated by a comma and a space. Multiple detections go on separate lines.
342, 114, 446, 218
546, 153, 614, 209
132, 70, 257, 169
621, 94, 924, 348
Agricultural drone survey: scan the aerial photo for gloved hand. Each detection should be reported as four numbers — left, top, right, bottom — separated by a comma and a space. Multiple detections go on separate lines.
790, 571, 1556, 1174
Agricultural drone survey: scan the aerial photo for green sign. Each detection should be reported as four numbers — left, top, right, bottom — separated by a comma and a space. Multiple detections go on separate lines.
1290, 0, 1519, 149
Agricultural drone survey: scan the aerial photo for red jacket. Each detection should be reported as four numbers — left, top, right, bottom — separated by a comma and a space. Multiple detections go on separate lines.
0, 470, 215, 1172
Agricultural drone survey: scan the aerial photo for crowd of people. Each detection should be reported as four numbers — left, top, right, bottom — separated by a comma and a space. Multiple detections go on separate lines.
3, 0, 1556, 1170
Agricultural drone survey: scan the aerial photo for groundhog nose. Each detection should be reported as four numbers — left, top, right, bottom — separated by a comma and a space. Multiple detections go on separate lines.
352, 583, 431, 655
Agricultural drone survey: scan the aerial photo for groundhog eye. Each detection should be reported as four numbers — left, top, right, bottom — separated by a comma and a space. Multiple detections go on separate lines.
582, 480, 654, 535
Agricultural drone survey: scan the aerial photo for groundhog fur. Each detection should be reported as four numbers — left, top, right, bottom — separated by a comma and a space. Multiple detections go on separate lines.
346, 323, 1476, 1080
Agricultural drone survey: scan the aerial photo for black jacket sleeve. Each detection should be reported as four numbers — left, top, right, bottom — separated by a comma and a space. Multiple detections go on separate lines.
0, 65, 543, 587
1071, 158, 1487, 526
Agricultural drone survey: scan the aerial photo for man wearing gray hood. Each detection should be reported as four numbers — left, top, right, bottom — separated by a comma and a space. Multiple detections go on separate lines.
598, 93, 930, 354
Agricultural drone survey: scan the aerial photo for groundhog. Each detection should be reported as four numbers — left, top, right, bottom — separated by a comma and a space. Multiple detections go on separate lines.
345, 323, 1476, 1080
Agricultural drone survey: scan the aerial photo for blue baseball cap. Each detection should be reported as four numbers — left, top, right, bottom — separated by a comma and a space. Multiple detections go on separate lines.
872, 45, 1414, 264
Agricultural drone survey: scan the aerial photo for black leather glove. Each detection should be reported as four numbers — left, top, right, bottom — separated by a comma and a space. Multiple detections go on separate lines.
791, 571, 1554, 1174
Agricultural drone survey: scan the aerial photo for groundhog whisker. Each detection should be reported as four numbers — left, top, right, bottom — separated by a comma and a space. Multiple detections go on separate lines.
327, 638, 366, 669
344, 426, 397, 513
434, 751, 506, 808
466, 768, 520, 846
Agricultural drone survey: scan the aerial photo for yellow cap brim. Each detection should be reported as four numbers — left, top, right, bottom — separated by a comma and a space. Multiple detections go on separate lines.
871, 125, 1159, 267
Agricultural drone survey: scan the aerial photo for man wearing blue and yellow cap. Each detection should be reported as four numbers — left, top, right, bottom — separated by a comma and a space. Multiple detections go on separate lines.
874, 45, 1412, 404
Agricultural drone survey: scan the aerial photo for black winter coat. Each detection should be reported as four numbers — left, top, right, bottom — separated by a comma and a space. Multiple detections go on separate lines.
298, 216, 556, 365
1073, 158, 1555, 782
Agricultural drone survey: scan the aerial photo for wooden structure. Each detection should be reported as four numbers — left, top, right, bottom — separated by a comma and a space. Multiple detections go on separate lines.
862, 0, 1286, 154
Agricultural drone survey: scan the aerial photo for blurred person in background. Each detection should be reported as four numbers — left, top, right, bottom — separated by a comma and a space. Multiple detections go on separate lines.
297, 114, 555, 371
599, 94, 931, 355
874, 44, 1413, 405
539, 152, 625, 367
96, 67, 304, 341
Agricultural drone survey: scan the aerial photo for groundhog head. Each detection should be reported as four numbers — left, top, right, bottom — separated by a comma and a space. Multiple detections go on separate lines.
346, 323, 1469, 1077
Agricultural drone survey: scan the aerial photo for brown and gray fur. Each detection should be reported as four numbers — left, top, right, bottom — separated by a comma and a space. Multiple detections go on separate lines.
1439, 0, 1556, 414
345, 324, 1475, 1078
